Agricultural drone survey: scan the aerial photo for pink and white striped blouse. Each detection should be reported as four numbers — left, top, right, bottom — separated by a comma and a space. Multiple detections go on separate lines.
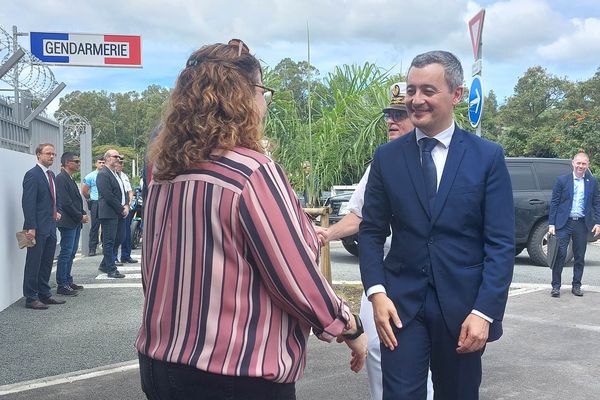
136, 147, 351, 383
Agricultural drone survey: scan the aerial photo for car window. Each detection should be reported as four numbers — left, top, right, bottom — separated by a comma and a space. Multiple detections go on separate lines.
508, 164, 537, 191
535, 162, 572, 190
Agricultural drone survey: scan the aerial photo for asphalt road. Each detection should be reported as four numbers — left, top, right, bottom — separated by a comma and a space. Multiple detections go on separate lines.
1, 242, 598, 399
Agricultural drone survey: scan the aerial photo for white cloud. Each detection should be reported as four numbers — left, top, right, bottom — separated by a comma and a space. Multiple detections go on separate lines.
537, 17, 600, 65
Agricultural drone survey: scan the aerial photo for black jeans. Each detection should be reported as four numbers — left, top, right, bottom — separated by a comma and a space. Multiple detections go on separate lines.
138, 353, 296, 400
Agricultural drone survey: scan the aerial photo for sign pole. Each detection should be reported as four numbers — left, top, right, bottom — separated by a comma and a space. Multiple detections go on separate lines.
468, 9, 485, 136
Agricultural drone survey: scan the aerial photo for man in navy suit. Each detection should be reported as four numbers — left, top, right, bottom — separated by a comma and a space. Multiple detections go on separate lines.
359, 51, 514, 399
55, 152, 88, 296
22, 143, 65, 310
96, 149, 128, 278
548, 152, 600, 297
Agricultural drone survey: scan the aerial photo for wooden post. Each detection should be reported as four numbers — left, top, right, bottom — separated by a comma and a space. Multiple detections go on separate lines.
304, 207, 332, 283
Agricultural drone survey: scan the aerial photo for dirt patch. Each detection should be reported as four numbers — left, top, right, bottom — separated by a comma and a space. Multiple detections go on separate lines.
332, 283, 364, 313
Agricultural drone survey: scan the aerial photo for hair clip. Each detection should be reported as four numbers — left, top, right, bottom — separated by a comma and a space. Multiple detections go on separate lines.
186, 58, 199, 68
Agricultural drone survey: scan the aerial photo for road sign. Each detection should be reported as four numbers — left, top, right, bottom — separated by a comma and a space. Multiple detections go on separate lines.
30, 32, 142, 68
469, 76, 484, 128
469, 9, 485, 60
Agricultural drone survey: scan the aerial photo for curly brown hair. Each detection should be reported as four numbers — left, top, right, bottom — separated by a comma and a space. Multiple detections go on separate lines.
150, 42, 264, 180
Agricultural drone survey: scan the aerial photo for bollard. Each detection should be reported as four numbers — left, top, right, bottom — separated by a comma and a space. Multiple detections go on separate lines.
303, 206, 332, 283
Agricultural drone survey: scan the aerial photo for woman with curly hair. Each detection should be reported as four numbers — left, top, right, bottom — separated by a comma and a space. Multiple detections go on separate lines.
136, 40, 367, 400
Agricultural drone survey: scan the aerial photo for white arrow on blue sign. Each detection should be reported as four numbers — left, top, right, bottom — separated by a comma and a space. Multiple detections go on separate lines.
469, 76, 484, 128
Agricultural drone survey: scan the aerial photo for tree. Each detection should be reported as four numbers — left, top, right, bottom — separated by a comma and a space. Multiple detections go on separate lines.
496, 66, 571, 157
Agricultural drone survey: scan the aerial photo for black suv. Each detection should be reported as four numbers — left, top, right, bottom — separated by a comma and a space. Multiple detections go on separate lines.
325, 157, 577, 265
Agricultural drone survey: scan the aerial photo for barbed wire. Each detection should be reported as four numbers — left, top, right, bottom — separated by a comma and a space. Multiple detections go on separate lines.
57, 111, 90, 147
0, 25, 59, 100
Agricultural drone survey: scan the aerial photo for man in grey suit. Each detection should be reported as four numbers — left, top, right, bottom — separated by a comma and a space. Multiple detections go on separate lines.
97, 149, 128, 278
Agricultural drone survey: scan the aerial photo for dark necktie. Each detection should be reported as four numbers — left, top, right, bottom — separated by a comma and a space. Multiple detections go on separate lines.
47, 170, 57, 220
419, 137, 438, 207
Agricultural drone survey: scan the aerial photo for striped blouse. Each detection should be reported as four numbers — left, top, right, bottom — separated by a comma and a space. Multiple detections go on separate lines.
136, 147, 352, 383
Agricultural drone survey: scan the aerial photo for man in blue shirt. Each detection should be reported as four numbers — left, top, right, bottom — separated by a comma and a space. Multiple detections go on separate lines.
82, 155, 105, 256
548, 152, 600, 297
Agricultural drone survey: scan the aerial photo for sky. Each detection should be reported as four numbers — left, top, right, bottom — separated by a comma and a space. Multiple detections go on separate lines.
2, 0, 599, 116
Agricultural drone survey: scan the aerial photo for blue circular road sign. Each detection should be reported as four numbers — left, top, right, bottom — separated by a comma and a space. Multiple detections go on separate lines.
469, 76, 484, 128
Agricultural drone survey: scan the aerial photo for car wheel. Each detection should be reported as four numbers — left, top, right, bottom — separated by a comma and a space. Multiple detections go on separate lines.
527, 221, 573, 266
341, 236, 359, 257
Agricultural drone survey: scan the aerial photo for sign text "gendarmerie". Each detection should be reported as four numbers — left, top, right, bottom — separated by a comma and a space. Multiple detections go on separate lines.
44, 41, 129, 57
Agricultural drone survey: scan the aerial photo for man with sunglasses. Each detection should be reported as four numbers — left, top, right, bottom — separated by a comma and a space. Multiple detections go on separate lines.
320, 83, 432, 400
55, 152, 88, 296
96, 149, 128, 278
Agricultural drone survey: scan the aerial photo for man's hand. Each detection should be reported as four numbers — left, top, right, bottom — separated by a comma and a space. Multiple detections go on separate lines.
122, 205, 129, 217
456, 313, 490, 354
26, 229, 36, 240
370, 292, 402, 350
342, 333, 368, 373
55, 212, 62, 221
548, 225, 556, 235
592, 224, 600, 237
314, 226, 328, 245
82, 215, 89, 224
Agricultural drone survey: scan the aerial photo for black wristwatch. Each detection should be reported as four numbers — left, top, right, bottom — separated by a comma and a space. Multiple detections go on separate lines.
342, 313, 364, 340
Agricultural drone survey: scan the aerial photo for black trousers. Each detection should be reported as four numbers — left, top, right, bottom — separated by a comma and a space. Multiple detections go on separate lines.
138, 353, 296, 400
88, 200, 101, 251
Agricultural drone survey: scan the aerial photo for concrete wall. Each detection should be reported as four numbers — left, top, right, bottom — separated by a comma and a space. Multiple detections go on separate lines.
0, 148, 36, 311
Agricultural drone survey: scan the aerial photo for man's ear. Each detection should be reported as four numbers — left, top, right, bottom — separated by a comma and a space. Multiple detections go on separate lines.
452, 86, 464, 106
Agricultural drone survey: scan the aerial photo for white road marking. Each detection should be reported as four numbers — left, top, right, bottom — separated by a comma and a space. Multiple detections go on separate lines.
95, 273, 142, 280
0, 360, 139, 395
79, 283, 143, 289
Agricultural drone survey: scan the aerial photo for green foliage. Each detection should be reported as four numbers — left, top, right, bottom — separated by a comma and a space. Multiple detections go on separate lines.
265, 61, 392, 205
57, 85, 170, 164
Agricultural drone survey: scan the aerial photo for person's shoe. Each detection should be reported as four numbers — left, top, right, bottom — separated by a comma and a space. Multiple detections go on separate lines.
25, 300, 49, 310
107, 270, 125, 278
115, 261, 124, 266
89, 249, 96, 256
571, 287, 584, 297
69, 283, 84, 291
40, 297, 66, 305
57, 286, 79, 296
551, 288, 560, 297
121, 258, 138, 264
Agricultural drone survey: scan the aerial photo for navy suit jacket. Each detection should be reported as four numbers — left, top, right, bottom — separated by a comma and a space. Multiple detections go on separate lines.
548, 172, 600, 231
97, 166, 125, 219
22, 165, 57, 236
359, 126, 515, 342
56, 170, 86, 229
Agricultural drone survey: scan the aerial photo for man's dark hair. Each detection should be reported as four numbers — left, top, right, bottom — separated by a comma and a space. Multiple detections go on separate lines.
410, 50, 464, 91
95, 154, 105, 162
61, 152, 79, 167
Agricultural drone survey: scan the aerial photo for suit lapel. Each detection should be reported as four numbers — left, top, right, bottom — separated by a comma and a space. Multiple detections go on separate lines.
401, 131, 430, 217
567, 174, 574, 200
430, 127, 466, 225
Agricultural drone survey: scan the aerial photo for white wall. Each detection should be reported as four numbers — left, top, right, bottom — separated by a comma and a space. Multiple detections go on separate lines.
0, 149, 36, 311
